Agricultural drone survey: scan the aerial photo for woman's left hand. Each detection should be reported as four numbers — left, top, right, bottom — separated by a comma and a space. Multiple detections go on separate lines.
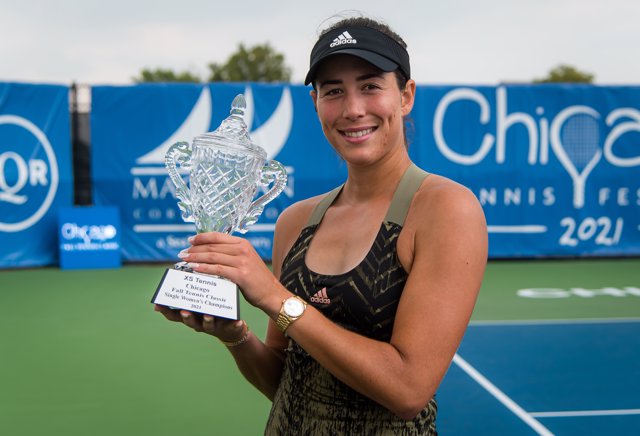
178, 232, 281, 310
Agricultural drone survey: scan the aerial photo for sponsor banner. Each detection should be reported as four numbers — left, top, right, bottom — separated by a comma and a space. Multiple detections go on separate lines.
0, 82, 72, 268
91, 83, 345, 261
412, 85, 640, 257
58, 206, 121, 270
91, 83, 640, 260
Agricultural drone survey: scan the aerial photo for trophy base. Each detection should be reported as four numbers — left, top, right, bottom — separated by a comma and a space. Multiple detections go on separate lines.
151, 263, 240, 320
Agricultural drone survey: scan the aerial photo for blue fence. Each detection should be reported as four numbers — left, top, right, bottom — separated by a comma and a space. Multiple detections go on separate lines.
1, 82, 639, 267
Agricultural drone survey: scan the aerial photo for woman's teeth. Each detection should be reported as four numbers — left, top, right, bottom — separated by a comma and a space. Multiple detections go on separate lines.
344, 128, 373, 138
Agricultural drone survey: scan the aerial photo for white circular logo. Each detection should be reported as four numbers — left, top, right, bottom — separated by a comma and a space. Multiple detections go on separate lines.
0, 115, 59, 232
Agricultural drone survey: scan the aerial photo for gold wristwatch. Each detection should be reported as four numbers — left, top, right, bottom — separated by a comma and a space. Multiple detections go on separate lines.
276, 296, 307, 334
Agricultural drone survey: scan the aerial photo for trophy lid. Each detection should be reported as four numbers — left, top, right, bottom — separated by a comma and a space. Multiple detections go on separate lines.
194, 94, 267, 159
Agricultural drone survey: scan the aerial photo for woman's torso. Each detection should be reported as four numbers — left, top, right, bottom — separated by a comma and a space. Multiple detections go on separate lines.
265, 164, 437, 435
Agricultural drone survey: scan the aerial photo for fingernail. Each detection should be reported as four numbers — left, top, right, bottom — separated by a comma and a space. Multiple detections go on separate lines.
203, 316, 213, 323
185, 262, 200, 269
177, 249, 189, 259
180, 311, 190, 319
188, 235, 196, 244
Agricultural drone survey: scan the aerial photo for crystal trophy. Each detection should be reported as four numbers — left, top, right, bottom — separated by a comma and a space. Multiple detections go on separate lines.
151, 94, 287, 319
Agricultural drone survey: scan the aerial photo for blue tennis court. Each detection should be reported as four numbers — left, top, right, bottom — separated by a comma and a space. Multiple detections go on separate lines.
437, 319, 640, 435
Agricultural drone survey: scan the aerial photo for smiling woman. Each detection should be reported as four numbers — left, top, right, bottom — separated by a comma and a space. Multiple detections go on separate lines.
154, 13, 488, 435
310, 54, 413, 168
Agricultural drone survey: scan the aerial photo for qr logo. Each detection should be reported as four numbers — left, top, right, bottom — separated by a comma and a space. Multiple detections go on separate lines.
0, 115, 58, 232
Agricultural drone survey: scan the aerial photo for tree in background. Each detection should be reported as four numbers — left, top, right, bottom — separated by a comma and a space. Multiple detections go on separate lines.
534, 64, 595, 83
207, 43, 291, 82
133, 43, 291, 83
133, 68, 202, 83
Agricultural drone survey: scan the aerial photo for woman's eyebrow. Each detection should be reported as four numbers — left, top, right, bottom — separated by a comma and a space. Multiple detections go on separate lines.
356, 72, 385, 81
319, 72, 385, 89
318, 79, 342, 88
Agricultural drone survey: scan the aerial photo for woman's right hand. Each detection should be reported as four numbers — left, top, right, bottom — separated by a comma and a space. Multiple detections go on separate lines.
154, 304, 247, 343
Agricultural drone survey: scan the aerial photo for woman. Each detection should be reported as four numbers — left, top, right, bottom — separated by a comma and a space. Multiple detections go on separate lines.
156, 16, 487, 435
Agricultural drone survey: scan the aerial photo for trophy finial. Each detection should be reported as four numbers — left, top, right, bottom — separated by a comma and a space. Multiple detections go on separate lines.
230, 94, 246, 118
194, 92, 266, 159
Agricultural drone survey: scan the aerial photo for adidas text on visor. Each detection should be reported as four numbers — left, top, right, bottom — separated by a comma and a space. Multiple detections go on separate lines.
305, 25, 411, 86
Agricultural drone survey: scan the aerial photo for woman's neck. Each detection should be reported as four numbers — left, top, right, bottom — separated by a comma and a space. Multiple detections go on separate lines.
341, 152, 411, 204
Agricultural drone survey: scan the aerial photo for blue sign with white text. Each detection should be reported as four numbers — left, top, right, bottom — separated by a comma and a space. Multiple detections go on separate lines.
0, 82, 72, 268
411, 85, 640, 257
58, 206, 121, 270
91, 83, 345, 261
91, 83, 640, 260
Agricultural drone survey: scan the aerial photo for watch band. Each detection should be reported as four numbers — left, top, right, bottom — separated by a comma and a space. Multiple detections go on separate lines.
275, 311, 291, 333
276, 296, 307, 334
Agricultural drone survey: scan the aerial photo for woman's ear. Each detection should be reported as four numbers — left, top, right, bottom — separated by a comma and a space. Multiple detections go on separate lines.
401, 79, 416, 116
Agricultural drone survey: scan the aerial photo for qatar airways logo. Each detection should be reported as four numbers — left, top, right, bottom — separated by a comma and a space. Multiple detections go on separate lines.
0, 115, 59, 232
433, 87, 640, 208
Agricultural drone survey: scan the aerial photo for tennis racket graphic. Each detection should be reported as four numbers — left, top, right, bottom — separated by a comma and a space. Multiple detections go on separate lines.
550, 106, 602, 208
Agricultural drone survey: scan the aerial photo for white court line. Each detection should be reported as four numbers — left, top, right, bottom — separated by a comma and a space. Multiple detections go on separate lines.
530, 409, 640, 418
453, 354, 554, 436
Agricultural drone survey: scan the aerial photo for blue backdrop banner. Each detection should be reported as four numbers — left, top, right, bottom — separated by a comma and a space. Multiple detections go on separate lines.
0, 82, 72, 268
91, 83, 640, 261
412, 85, 640, 257
91, 83, 345, 262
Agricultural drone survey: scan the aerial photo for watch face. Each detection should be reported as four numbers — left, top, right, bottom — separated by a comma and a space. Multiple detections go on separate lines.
284, 297, 305, 317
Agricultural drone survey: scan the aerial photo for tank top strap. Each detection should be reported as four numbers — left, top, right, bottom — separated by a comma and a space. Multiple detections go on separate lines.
306, 185, 344, 227
305, 164, 429, 228
385, 163, 430, 226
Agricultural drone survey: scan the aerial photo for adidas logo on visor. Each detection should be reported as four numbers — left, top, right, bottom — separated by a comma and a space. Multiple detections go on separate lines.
330, 31, 357, 47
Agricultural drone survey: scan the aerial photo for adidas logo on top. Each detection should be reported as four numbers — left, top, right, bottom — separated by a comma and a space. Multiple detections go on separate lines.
330, 31, 357, 48
311, 287, 331, 304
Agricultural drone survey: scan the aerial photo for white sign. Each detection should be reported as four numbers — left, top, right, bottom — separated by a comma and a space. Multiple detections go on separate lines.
152, 268, 239, 320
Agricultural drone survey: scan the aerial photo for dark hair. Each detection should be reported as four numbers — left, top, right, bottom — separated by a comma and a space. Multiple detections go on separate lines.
316, 15, 413, 147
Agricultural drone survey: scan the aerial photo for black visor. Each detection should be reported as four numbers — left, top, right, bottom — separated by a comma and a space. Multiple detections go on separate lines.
305, 25, 411, 86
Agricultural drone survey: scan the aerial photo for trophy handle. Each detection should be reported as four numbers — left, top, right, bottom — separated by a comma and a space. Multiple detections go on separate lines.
236, 160, 288, 234
165, 141, 194, 222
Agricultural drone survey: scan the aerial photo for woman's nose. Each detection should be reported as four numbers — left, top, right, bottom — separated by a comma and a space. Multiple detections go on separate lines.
342, 93, 365, 120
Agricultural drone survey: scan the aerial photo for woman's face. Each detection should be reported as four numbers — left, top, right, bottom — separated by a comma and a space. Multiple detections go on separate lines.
311, 55, 415, 167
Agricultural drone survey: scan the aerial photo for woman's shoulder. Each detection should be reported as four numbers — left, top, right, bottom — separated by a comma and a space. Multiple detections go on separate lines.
419, 172, 479, 203
276, 192, 329, 231
409, 172, 485, 228
398, 171, 487, 272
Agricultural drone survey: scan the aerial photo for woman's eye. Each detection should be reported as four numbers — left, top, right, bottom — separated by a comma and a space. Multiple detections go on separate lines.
323, 88, 342, 96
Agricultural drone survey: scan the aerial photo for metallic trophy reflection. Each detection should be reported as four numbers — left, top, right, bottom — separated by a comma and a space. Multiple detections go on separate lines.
151, 94, 287, 319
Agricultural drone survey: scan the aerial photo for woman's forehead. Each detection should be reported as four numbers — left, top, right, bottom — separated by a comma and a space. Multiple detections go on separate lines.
314, 55, 386, 81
